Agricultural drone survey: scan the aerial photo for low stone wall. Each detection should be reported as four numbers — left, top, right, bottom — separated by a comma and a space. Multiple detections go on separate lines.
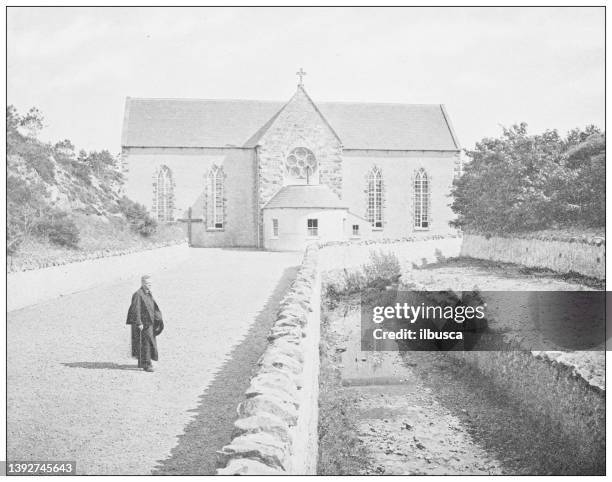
216, 236, 463, 474
319, 234, 463, 274
461, 233, 605, 280
7, 239, 186, 273
397, 278, 605, 473
450, 349, 604, 473
216, 245, 321, 474
7, 243, 189, 312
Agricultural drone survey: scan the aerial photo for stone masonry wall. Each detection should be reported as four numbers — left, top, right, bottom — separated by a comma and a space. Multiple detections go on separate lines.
319, 234, 463, 277
124, 147, 258, 248
217, 245, 321, 474
257, 87, 343, 204
461, 233, 605, 280
256, 87, 343, 246
341, 150, 459, 239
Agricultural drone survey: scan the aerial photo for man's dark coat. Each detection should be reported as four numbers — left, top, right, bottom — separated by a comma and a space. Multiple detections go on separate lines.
126, 287, 164, 363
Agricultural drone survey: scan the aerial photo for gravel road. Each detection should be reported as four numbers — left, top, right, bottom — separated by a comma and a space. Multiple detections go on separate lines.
7, 248, 301, 475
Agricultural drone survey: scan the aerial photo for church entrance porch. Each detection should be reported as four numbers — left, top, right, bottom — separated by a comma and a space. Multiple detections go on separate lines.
262, 184, 351, 251
263, 207, 347, 251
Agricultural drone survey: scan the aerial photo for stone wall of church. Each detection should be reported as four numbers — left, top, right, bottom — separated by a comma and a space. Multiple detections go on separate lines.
341, 150, 459, 238
256, 88, 343, 245
123, 147, 258, 247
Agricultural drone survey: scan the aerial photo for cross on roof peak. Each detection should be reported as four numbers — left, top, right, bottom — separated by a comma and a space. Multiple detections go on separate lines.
296, 68, 307, 87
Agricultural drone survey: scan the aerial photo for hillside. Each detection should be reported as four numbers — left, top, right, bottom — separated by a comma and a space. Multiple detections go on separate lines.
7, 106, 185, 272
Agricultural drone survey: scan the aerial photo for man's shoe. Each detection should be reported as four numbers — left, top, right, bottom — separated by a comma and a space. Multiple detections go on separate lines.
144, 366, 154, 372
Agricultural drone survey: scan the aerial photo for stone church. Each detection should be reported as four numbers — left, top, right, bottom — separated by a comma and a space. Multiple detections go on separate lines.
121, 75, 461, 251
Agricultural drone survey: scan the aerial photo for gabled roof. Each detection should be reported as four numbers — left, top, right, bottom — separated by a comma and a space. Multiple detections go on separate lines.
122, 98, 283, 148
243, 86, 342, 148
263, 184, 348, 209
122, 94, 460, 151
319, 102, 459, 151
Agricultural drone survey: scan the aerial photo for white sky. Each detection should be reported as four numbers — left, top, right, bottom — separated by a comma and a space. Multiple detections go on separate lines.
7, 6, 605, 153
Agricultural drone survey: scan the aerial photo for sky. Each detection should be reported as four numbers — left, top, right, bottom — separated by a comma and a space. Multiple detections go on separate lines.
7, 6, 605, 153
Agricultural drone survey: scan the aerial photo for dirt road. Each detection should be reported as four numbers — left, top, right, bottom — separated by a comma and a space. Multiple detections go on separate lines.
7, 248, 300, 475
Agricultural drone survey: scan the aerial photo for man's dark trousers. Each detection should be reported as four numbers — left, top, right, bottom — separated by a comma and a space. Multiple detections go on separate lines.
138, 326, 154, 368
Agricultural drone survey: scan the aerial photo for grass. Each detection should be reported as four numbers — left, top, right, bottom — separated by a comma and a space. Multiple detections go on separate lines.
417, 256, 605, 290
408, 352, 605, 475
8, 213, 186, 272
317, 311, 374, 475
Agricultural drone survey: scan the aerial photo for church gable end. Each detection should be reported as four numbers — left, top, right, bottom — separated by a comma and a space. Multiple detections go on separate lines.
255, 86, 343, 208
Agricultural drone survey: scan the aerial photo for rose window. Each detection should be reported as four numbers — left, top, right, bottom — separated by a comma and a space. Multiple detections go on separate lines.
285, 147, 317, 180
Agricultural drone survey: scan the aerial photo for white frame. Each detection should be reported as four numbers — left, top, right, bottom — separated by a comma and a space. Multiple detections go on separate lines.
307, 218, 319, 237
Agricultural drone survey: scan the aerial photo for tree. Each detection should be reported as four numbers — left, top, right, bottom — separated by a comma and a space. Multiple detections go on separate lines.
20, 107, 45, 138
70, 149, 93, 185
6, 105, 128, 255
33, 209, 80, 248
7, 105, 45, 140
561, 132, 605, 226
86, 150, 117, 177
7, 175, 49, 252
7, 105, 25, 154
54, 139, 76, 159
451, 123, 604, 233
564, 125, 601, 148
118, 196, 158, 237
7, 105, 55, 182
73, 149, 119, 182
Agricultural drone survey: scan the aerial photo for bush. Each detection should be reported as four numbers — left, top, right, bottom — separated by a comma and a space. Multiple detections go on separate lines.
7, 175, 49, 252
71, 160, 92, 185
324, 251, 402, 305
34, 210, 80, 248
562, 133, 605, 227
7, 223, 24, 255
118, 196, 157, 237
452, 124, 604, 233
18, 140, 55, 183
344, 269, 367, 292
324, 269, 366, 308
362, 250, 402, 288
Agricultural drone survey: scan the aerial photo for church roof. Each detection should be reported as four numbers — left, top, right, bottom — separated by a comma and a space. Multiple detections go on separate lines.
263, 184, 348, 210
122, 96, 460, 151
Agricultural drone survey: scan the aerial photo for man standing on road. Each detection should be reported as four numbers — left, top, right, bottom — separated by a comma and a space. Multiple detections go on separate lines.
126, 275, 164, 372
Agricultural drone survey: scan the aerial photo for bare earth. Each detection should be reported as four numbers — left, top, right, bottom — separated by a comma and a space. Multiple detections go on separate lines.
7, 248, 301, 475
407, 259, 604, 389
352, 376, 502, 475
325, 254, 604, 475
327, 303, 503, 475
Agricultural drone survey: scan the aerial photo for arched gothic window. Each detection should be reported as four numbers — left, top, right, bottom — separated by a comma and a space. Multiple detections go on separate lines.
206, 165, 224, 229
285, 147, 317, 184
414, 169, 430, 229
367, 167, 384, 229
153, 165, 174, 223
